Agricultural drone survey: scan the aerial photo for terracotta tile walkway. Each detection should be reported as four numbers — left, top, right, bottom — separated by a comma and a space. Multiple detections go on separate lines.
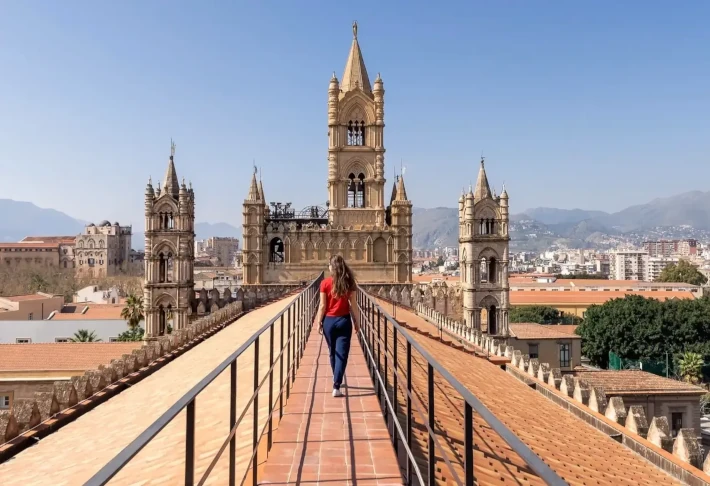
0, 296, 297, 486
258, 330, 404, 485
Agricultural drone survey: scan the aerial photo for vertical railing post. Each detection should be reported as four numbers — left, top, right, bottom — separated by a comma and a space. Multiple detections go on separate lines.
376, 308, 382, 398
229, 360, 237, 486
384, 314, 389, 422
252, 336, 260, 486
428, 363, 435, 486
268, 322, 275, 451
186, 400, 195, 486
287, 306, 292, 397
465, 402, 474, 486
406, 341, 412, 485
279, 314, 284, 419
392, 326, 398, 454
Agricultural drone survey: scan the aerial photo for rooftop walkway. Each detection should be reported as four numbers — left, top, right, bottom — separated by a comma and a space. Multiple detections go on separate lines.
258, 328, 403, 485
0, 296, 296, 485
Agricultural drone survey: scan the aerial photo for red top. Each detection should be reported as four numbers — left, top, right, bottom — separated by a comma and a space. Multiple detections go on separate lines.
320, 276, 352, 317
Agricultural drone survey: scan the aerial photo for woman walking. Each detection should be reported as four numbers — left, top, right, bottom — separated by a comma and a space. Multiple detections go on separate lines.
314, 255, 360, 397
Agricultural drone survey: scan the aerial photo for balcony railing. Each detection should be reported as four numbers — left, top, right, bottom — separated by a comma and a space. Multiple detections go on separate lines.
356, 289, 567, 486
86, 273, 324, 486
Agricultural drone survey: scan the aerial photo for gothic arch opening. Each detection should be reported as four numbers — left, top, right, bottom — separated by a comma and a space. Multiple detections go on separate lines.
347, 173, 366, 208
347, 120, 365, 146
158, 251, 174, 283
489, 257, 497, 284
373, 237, 387, 263
269, 237, 284, 263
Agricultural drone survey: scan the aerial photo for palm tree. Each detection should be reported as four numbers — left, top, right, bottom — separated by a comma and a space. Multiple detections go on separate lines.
678, 352, 704, 384
71, 329, 101, 342
121, 294, 144, 331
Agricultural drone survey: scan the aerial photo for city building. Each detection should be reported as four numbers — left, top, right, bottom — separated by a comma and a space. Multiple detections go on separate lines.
194, 269, 240, 294
609, 249, 648, 281
644, 239, 698, 258
646, 256, 680, 281
573, 369, 706, 437
458, 160, 510, 336
75, 221, 132, 277
143, 143, 196, 337
194, 237, 239, 266
0, 242, 60, 270
508, 323, 581, 371
73, 285, 120, 304
0, 342, 141, 410
0, 293, 64, 321
242, 23, 413, 284
20, 236, 76, 269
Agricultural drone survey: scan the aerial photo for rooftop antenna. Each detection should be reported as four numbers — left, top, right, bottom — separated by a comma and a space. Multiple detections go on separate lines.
170, 138, 176, 157
253, 159, 257, 176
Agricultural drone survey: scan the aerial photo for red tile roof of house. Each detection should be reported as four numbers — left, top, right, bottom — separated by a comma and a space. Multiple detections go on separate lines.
0, 342, 141, 372
0, 243, 59, 249
50, 304, 125, 320
20, 236, 76, 244
3, 294, 56, 302
574, 370, 706, 396
509, 323, 581, 340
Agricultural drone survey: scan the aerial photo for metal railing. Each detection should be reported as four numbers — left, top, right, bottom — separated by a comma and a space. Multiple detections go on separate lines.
86, 273, 323, 486
356, 289, 567, 486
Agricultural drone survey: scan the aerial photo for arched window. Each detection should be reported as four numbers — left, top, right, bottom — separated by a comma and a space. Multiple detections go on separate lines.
480, 258, 488, 283
269, 238, 284, 263
159, 251, 174, 283
489, 257, 497, 284
347, 173, 366, 208
347, 120, 365, 146
489, 305, 498, 335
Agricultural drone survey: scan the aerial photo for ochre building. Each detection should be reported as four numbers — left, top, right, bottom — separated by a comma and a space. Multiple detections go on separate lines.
242, 22, 412, 285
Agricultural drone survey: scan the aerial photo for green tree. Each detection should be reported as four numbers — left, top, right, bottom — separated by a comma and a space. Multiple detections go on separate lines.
117, 327, 145, 342
657, 260, 707, 286
577, 294, 710, 368
121, 294, 144, 331
677, 351, 704, 384
509, 305, 582, 325
436, 256, 444, 267
70, 329, 101, 342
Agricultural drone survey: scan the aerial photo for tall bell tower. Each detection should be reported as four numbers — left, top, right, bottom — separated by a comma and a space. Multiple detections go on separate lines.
327, 21, 387, 228
459, 158, 510, 336
143, 141, 196, 339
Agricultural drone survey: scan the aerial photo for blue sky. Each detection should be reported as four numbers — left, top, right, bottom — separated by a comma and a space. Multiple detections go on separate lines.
1, 1, 709, 228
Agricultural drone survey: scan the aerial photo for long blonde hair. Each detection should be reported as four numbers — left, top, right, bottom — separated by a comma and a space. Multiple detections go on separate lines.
329, 255, 356, 298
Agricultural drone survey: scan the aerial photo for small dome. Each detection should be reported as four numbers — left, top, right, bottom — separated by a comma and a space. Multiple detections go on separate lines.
88, 223, 95, 227
114, 221, 120, 226
99, 220, 111, 226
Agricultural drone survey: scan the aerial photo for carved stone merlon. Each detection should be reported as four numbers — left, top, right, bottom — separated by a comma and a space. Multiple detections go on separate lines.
504, 346, 514, 358
572, 379, 591, 406
512, 350, 522, 367
560, 375, 575, 397
588, 386, 607, 414
673, 429, 702, 468
547, 368, 562, 389
647, 416, 673, 452
537, 362, 550, 383
528, 358, 540, 378
604, 396, 627, 425
625, 405, 649, 438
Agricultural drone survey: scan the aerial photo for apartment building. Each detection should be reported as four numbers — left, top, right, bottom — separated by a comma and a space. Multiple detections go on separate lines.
643, 239, 698, 258
75, 221, 132, 277
609, 249, 648, 281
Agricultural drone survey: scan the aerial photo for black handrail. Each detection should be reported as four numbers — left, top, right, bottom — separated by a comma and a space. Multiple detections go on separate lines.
85, 273, 323, 486
357, 288, 568, 486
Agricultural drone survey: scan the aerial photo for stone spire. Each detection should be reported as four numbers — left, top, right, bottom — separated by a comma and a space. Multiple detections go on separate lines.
395, 174, 408, 201
258, 176, 266, 205
341, 21, 372, 94
389, 175, 398, 203
474, 157, 492, 200
247, 167, 260, 201
163, 140, 180, 198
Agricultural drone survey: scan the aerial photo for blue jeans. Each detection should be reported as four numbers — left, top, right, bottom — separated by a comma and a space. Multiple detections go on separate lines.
322, 315, 352, 390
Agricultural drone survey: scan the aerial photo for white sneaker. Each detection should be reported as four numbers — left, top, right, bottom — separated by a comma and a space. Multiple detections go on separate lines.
332, 388, 343, 397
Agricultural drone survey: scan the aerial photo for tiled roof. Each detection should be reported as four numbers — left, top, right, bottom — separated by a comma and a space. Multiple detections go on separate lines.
0, 243, 59, 249
0, 342, 141, 372
392, 306, 682, 485
20, 236, 76, 244
3, 294, 54, 302
554, 324, 579, 335
51, 304, 125, 320
509, 323, 581, 340
511, 290, 696, 305
574, 370, 706, 396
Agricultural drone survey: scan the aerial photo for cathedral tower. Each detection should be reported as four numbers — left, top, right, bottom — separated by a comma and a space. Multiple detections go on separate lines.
327, 21, 387, 228
242, 168, 266, 284
459, 159, 510, 336
143, 142, 196, 339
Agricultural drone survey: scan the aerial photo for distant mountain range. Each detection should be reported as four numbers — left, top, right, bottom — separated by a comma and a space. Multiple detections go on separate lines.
3, 190, 710, 252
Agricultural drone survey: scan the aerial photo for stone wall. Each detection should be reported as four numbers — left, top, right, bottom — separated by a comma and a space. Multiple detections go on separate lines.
0, 284, 299, 458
